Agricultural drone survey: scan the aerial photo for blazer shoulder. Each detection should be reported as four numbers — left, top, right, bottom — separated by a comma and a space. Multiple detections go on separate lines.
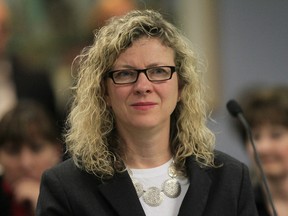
44, 158, 102, 185
49, 158, 76, 173
214, 150, 245, 168
206, 150, 251, 185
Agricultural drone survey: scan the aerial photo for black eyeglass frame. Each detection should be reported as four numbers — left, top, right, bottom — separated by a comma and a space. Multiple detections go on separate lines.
105, 66, 177, 85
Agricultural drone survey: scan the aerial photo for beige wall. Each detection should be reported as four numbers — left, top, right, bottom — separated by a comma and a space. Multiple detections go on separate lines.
175, 1, 221, 110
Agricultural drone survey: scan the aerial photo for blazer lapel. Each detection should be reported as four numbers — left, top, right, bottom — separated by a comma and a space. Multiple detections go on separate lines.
178, 157, 212, 216
98, 171, 146, 216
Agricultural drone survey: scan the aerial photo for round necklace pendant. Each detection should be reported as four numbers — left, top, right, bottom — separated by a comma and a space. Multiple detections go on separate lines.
168, 164, 178, 178
127, 160, 184, 207
162, 178, 181, 198
142, 187, 164, 207
132, 179, 144, 198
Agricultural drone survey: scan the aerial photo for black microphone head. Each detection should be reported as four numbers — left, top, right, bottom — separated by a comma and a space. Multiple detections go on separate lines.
226, 99, 243, 117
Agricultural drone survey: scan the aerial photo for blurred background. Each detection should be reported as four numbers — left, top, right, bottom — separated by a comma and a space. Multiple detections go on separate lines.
2, 0, 288, 165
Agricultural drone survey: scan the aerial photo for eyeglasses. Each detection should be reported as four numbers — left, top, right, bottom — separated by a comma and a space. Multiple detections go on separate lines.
106, 66, 176, 85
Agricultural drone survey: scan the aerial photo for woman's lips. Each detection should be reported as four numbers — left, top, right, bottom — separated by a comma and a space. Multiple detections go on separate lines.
131, 102, 157, 110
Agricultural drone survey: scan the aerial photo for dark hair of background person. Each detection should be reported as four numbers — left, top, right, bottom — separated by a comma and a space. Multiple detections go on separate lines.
0, 100, 62, 152
231, 85, 288, 145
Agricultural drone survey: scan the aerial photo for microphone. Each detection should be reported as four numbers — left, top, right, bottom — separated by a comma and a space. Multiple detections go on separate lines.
226, 99, 277, 216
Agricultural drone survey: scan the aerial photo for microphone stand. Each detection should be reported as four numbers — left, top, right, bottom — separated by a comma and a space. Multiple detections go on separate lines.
237, 113, 277, 216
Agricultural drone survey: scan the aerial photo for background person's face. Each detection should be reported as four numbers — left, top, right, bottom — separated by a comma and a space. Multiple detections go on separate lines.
0, 138, 60, 185
247, 124, 288, 179
105, 37, 180, 131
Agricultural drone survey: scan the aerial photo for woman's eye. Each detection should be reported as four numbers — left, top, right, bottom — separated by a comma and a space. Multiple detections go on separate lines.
270, 131, 284, 139
29, 142, 45, 153
252, 133, 260, 141
153, 68, 166, 74
115, 70, 134, 78
4, 145, 21, 155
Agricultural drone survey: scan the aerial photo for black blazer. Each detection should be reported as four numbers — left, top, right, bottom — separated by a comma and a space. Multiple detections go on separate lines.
36, 151, 258, 216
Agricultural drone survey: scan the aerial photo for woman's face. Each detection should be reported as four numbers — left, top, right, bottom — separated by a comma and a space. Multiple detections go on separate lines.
0, 137, 61, 185
105, 37, 180, 131
247, 123, 288, 179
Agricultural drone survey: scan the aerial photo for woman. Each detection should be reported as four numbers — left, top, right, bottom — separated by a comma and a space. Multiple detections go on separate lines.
36, 10, 257, 215
0, 100, 62, 216
234, 86, 288, 216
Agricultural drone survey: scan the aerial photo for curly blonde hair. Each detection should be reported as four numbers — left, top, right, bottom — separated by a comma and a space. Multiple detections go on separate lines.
65, 9, 215, 179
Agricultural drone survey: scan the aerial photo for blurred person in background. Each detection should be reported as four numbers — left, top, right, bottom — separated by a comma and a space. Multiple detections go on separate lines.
0, 100, 63, 216
232, 86, 288, 216
0, 0, 57, 122
0, 0, 16, 118
88, 0, 137, 31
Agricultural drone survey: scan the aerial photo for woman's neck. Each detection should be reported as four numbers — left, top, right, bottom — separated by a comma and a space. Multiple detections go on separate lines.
118, 123, 172, 169
267, 176, 288, 200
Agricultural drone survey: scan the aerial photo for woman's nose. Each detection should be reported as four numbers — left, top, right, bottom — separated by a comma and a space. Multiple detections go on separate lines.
133, 73, 152, 94
256, 138, 272, 154
20, 148, 34, 169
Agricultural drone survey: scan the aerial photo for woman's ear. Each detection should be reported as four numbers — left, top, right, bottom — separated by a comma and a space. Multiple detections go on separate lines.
103, 81, 111, 106
105, 94, 111, 107
177, 87, 182, 102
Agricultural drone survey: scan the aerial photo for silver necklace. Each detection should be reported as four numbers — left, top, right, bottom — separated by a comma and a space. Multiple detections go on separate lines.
128, 161, 181, 207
